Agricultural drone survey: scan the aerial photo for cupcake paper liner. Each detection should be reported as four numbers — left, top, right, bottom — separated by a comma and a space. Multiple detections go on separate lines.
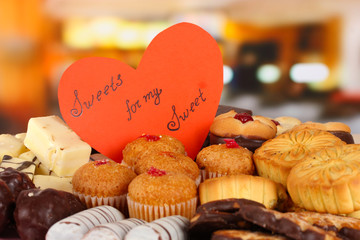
200, 169, 224, 182
74, 191, 128, 216
127, 195, 197, 222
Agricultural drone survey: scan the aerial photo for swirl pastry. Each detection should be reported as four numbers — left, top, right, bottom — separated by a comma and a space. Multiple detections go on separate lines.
291, 121, 354, 144
253, 129, 345, 187
209, 110, 277, 152
287, 144, 360, 215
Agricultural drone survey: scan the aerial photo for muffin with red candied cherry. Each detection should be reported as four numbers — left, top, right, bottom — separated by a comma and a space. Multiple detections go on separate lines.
122, 134, 185, 169
127, 167, 197, 222
196, 139, 254, 181
72, 159, 136, 215
134, 151, 201, 186
209, 110, 277, 151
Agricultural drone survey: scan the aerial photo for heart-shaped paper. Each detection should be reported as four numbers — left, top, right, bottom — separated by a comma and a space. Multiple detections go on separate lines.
58, 22, 223, 162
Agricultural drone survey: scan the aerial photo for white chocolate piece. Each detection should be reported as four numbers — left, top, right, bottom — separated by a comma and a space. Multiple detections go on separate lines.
0, 134, 27, 161
19, 151, 58, 176
82, 218, 146, 240
33, 175, 72, 193
46, 205, 125, 240
0, 155, 36, 179
15, 133, 27, 142
24, 116, 91, 177
125, 215, 189, 240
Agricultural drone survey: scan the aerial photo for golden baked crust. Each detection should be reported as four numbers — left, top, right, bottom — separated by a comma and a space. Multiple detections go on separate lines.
134, 151, 200, 181
196, 144, 254, 176
287, 144, 360, 214
122, 134, 185, 167
72, 159, 136, 197
210, 110, 277, 140
253, 129, 346, 187
199, 174, 287, 209
212, 230, 288, 240
127, 171, 197, 205
274, 116, 302, 135
291, 121, 351, 133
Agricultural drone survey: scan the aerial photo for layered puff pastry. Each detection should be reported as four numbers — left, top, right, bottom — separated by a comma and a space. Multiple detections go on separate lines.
253, 129, 346, 187
287, 144, 360, 215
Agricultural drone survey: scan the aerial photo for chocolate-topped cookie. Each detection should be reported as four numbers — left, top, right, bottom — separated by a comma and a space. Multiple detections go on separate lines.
0, 179, 15, 233
14, 188, 86, 240
0, 167, 35, 200
235, 203, 339, 240
211, 229, 289, 240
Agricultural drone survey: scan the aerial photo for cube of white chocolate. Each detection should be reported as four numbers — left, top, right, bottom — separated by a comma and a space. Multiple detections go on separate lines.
33, 175, 73, 193
0, 134, 27, 161
19, 151, 58, 176
24, 115, 91, 177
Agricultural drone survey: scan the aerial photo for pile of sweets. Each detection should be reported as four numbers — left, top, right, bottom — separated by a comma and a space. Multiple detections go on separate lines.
0, 106, 360, 240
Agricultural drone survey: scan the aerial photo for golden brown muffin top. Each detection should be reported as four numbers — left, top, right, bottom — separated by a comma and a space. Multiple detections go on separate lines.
122, 134, 185, 167
254, 129, 346, 169
196, 143, 254, 175
210, 110, 277, 139
128, 169, 197, 205
72, 159, 136, 197
134, 151, 200, 181
291, 121, 351, 133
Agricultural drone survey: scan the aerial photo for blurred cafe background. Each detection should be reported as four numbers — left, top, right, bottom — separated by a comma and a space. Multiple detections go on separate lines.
1, 0, 360, 134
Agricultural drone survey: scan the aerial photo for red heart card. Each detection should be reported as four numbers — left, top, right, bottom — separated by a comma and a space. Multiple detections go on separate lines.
58, 22, 223, 162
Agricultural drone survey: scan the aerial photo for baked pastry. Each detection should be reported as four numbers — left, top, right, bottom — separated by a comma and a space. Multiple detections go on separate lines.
291, 121, 354, 144
287, 144, 360, 215
125, 215, 189, 240
0, 167, 35, 200
283, 211, 360, 240
122, 134, 185, 168
196, 141, 254, 180
46, 205, 124, 240
199, 175, 287, 209
236, 200, 339, 240
211, 230, 288, 240
0, 179, 14, 233
273, 116, 302, 135
72, 159, 136, 215
253, 129, 346, 187
127, 168, 197, 221
209, 110, 277, 152
202, 105, 252, 148
14, 188, 86, 240
82, 218, 146, 240
189, 199, 263, 240
134, 151, 200, 185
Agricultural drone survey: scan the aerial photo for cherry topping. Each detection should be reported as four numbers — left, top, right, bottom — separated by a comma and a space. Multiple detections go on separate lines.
224, 139, 240, 148
94, 159, 110, 166
272, 120, 280, 126
140, 134, 161, 141
234, 112, 253, 123
147, 167, 166, 176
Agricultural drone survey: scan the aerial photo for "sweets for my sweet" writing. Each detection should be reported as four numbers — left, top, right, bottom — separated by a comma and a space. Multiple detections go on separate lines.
167, 88, 206, 131
70, 74, 123, 117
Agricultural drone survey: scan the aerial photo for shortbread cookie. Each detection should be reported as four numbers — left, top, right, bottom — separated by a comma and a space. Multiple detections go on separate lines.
273, 116, 302, 135
284, 211, 360, 240
253, 129, 345, 187
210, 110, 277, 151
211, 230, 289, 240
287, 144, 360, 214
236, 201, 340, 240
